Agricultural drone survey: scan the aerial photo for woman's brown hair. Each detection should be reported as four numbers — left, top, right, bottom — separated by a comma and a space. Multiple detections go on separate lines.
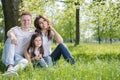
34, 15, 52, 40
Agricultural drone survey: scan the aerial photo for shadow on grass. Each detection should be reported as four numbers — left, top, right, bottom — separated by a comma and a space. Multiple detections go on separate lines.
74, 53, 120, 62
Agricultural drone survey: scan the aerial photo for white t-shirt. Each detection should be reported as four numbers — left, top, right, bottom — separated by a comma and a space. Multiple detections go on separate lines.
29, 47, 40, 56
42, 31, 54, 57
12, 26, 34, 56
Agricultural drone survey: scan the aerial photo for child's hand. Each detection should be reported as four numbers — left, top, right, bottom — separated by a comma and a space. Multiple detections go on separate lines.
34, 56, 40, 60
38, 54, 42, 59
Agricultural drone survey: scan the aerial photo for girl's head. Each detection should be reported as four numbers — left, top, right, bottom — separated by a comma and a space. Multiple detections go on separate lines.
30, 33, 42, 48
28, 33, 44, 56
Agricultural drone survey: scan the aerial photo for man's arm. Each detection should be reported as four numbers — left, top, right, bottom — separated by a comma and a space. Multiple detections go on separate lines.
7, 29, 18, 45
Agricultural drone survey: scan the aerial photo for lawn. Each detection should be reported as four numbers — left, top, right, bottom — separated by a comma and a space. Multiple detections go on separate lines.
0, 42, 120, 80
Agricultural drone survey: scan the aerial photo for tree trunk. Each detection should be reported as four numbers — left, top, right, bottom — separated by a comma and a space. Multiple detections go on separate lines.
97, 16, 101, 44
1, 0, 22, 41
109, 25, 112, 44
75, 8, 80, 45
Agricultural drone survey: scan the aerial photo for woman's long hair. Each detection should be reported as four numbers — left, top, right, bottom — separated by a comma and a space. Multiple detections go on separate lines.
34, 15, 52, 40
27, 33, 44, 58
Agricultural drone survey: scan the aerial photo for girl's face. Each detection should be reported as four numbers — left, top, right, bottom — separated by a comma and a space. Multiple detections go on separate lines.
21, 15, 32, 29
38, 18, 49, 30
34, 36, 42, 48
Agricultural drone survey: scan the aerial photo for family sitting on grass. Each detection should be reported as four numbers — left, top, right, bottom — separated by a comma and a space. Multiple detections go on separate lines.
2, 11, 75, 77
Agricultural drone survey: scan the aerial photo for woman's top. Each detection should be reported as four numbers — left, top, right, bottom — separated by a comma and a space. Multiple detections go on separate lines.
42, 31, 54, 57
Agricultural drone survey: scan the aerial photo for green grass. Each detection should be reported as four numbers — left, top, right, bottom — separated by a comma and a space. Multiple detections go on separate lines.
0, 42, 120, 80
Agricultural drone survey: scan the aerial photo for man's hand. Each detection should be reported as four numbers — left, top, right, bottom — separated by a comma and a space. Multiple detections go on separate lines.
11, 37, 18, 45
7, 29, 18, 45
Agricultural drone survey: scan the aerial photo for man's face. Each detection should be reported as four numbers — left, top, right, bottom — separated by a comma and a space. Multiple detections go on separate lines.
21, 15, 32, 29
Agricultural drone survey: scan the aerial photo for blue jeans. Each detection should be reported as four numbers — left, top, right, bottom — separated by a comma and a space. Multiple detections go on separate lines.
2, 38, 15, 66
51, 43, 75, 64
2, 38, 28, 71
43, 56, 53, 66
33, 56, 53, 68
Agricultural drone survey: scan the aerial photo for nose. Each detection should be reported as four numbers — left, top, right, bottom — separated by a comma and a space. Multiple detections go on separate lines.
43, 21, 48, 25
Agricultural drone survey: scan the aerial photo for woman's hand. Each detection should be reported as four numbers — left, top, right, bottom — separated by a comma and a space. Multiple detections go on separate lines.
48, 24, 55, 31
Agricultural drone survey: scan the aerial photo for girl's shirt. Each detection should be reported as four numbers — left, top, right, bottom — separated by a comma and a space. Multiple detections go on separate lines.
42, 31, 54, 57
12, 26, 34, 56
28, 47, 40, 56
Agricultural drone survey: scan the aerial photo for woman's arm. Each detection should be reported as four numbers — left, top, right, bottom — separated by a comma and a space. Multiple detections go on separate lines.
49, 25, 63, 43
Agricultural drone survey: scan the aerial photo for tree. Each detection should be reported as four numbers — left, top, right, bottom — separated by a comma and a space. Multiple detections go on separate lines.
75, 1, 80, 45
1, 0, 22, 41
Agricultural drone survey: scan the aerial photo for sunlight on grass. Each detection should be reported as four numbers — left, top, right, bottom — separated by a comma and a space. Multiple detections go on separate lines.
0, 42, 120, 80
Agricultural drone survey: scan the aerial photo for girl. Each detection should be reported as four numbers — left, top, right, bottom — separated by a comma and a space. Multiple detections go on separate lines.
33, 15, 75, 65
26, 33, 53, 68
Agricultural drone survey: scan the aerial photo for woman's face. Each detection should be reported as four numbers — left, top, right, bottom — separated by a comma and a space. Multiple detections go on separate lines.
21, 15, 32, 29
38, 18, 49, 30
34, 36, 42, 48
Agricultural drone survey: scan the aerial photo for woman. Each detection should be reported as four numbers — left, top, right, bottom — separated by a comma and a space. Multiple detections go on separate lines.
26, 33, 52, 68
34, 15, 75, 65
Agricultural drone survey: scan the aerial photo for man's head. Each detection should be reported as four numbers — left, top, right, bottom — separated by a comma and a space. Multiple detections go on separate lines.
20, 11, 32, 29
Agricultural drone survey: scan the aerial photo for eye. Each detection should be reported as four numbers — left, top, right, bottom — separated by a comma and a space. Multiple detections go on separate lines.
39, 22, 43, 24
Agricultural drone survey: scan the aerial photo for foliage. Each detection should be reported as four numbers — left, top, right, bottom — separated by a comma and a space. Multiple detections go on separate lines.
0, 4, 4, 26
85, 1, 120, 43
20, 0, 78, 41
0, 42, 120, 80
0, 26, 4, 42
0, 0, 118, 43
1, 0, 120, 43
0, 4, 4, 42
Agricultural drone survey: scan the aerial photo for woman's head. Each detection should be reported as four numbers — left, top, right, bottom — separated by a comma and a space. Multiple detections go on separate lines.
34, 15, 50, 32
34, 15, 52, 40
20, 11, 32, 29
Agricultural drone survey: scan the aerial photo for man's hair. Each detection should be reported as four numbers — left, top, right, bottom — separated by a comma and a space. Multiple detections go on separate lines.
21, 11, 32, 17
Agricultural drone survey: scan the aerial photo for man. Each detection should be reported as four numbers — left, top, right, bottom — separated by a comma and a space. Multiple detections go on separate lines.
2, 11, 34, 77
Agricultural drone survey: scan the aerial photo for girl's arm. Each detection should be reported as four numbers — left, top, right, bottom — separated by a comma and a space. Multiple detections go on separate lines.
49, 24, 63, 43
24, 42, 31, 63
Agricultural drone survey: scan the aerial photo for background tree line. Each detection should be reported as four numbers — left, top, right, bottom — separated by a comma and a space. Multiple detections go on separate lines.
0, 0, 120, 44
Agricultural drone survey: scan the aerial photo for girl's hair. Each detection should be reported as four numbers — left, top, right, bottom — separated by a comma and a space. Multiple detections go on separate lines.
34, 15, 52, 40
27, 33, 44, 57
